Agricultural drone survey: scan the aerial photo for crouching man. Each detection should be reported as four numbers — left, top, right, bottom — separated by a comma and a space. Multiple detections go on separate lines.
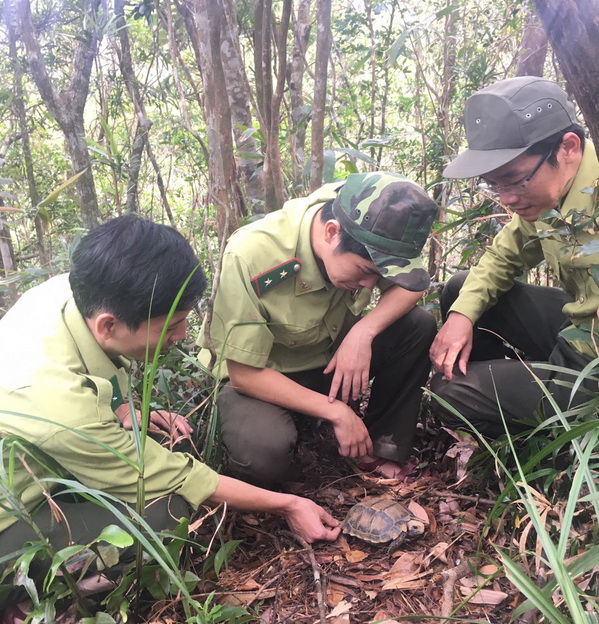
0, 216, 340, 587
198, 173, 438, 485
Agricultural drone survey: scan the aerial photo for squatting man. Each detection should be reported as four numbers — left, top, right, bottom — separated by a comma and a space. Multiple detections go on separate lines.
0, 216, 341, 605
429, 76, 599, 433
198, 172, 438, 485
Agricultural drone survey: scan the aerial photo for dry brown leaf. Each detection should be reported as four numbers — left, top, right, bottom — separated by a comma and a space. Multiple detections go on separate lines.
458, 587, 508, 605
345, 549, 369, 563
372, 610, 396, 623
326, 581, 349, 607
479, 564, 499, 576
443, 428, 479, 481
407, 500, 429, 524
459, 575, 489, 588
381, 573, 429, 591
220, 589, 276, 607
328, 599, 352, 618
364, 590, 378, 599
423, 541, 450, 565
329, 616, 350, 624
237, 578, 261, 591
384, 552, 422, 578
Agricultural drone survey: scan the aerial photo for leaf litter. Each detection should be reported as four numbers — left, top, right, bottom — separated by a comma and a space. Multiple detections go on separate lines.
145, 420, 596, 624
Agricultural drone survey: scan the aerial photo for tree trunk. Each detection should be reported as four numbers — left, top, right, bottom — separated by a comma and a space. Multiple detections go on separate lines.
309, 0, 332, 191
192, 0, 245, 238
515, 10, 548, 77
534, 0, 599, 148
113, 0, 152, 215
288, 0, 312, 193
16, 0, 101, 229
428, 1, 458, 282
220, 0, 264, 210
265, 0, 291, 211
5, 0, 48, 267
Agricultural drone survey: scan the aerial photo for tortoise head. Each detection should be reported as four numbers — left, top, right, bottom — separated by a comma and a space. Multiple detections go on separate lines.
406, 519, 427, 539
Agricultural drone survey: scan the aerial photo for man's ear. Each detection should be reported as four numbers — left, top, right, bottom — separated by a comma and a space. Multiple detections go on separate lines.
323, 219, 341, 244
93, 312, 119, 341
560, 132, 582, 161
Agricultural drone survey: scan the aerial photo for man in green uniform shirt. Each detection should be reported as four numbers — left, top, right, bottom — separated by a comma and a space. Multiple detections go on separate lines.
0, 216, 340, 581
429, 76, 599, 435
199, 172, 438, 485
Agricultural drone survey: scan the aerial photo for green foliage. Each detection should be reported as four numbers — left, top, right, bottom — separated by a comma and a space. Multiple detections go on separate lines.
428, 360, 599, 622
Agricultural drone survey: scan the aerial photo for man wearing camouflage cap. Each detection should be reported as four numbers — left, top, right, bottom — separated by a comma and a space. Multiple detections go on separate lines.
430, 76, 599, 436
198, 172, 438, 486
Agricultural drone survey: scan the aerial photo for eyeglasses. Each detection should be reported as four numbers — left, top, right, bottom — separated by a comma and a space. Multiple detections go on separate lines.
477, 150, 552, 197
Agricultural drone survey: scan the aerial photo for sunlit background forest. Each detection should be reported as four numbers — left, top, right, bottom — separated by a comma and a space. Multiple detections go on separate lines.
0, 0, 598, 622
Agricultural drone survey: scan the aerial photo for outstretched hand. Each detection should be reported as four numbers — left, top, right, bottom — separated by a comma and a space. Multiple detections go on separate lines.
429, 312, 474, 381
284, 496, 341, 543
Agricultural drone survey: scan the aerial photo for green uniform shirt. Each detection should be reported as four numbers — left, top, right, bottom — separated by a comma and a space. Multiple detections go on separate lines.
0, 275, 218, 533
198, 183, 394, 376
450, 142, 599, 357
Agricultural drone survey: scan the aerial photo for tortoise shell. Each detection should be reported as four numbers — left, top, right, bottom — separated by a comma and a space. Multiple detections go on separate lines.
341, 495, 427, 545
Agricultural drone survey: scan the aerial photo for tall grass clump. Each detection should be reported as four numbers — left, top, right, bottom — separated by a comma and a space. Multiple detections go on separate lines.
428, 361, 599, 623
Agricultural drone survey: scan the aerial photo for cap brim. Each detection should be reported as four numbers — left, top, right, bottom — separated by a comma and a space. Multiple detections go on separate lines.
443, 145, 530, 179
367, 247, 431, 292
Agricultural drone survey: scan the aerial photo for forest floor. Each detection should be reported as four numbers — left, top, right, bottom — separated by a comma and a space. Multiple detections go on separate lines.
147, 416, 543, 624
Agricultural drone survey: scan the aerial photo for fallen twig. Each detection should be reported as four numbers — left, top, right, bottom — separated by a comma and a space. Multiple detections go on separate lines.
281, 531, 326, 624
429, 489, 497, 506
440, 559, 470, 619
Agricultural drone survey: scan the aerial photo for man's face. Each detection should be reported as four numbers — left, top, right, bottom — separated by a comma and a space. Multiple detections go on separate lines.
321, 249, 380, 291
479, 145, 571, 222
109, 310, 190, 360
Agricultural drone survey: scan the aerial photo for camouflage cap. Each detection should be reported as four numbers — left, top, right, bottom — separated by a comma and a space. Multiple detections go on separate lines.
332, 172, 438, 291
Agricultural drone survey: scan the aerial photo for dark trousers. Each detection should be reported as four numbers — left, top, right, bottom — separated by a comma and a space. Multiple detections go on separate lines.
430, 272, 598, 437
217, 305, 437, 486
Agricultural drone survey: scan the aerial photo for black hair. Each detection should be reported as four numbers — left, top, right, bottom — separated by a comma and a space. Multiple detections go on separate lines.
525, 123, 586, 167
319, 199, 370, 260
69, 215, 207, 329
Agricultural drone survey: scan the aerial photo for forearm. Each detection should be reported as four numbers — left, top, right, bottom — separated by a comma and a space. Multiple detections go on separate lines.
450, 219, 542, 322
353, 285, 423, 338
207, 474, 295, 513
226, 360, 341, 423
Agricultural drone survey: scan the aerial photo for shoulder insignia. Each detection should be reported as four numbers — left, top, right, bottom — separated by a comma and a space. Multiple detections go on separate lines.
251, 258, 302, 297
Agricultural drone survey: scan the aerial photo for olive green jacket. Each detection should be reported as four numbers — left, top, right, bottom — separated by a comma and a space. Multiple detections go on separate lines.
0, 275, 218, 533
451, 142, 599, 357
198, 183, 393, 376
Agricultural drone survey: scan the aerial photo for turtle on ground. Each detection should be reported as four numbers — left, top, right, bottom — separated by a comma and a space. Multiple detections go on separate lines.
341, 494, 428, 553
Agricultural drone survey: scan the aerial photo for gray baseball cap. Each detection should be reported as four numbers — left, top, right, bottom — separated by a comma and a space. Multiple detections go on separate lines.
444, 76, 577, 179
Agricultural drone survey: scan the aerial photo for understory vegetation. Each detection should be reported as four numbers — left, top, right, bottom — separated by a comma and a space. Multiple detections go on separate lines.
0, 0, 598, 621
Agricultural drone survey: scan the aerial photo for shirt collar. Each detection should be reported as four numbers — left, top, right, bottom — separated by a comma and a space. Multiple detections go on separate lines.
294, 203, 329, 296
63, 296, 130, 381
561, 141, 599, 218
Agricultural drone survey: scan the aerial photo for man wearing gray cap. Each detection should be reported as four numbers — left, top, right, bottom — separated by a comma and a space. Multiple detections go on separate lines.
198, 173, 437, 485
430, 76, 599, 436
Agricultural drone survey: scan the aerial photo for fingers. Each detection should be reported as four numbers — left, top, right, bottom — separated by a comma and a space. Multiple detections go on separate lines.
320, 508, 340, 528
328, 371, 342, 403
458, 343, 471, 376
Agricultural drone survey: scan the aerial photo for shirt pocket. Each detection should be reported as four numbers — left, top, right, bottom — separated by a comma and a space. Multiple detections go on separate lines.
269, 323, 321, 349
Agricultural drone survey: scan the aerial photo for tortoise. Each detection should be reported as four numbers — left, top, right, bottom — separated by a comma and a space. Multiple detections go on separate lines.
342, 494, 428, 553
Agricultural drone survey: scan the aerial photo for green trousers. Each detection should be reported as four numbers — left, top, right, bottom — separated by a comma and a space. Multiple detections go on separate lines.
430, 272, 597, 437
